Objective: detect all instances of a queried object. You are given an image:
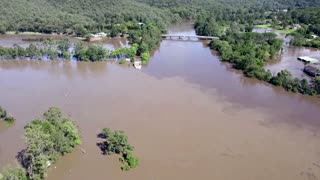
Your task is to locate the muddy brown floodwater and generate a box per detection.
[1,22,320,180]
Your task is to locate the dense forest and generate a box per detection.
[1,0,320,35]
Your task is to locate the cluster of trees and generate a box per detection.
[0,38,71,60]
[0,106,16,126]
[290,34,320,48]
[269,70,319,95]
[210,32,320,95]
[265,7,320,48]
[74,43,108,61]
[288,8,320,36]
[74,43,140,62]
[111,43,139,59]
[0,41,145,62]
[99,128,139,171]
[195,13,224,37]
[0,107,81,180]
[210,32,282,69]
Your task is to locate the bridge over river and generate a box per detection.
[162,34,219,40]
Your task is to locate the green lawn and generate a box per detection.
[276,28,297,34]
[255,24,271,28]
[6,31,45,35]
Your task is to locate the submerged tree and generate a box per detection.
[0,106,7,119]
[18,107,81,179]
[98,128,138,171]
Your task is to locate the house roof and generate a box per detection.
[304,65,319,73]
[298,56,319,63]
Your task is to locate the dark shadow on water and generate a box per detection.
[97,132,106,139]
[16,149,29,170]
[96,133,109,155]
[96,142,108,155]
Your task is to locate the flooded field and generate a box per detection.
[0,34,129,50]
[254,27,320,79]
[1,23,320,180]
[266,46,320,79]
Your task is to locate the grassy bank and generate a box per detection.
[255,24,271,28]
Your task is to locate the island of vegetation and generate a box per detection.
[98,128,139,171]
[0,107,81,180]
[0,106,16,126]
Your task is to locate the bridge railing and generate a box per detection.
[161,34,219,40]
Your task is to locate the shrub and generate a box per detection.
[119,150,139,171]
[0,106,7,118]
[100,128,138,171]
[102,128,133,154]
[141,52,150,62]
[119,59,126,64]
[4,116,15,126]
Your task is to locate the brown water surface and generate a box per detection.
[1,23,320,180]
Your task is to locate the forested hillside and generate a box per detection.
[0,0,177,34]
[1,0,319,34]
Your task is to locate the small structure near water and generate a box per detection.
[91,32,107,37]
[304,65,320,76]
[133,60,142,70]
[89,32,108,42]
[298,56,319,64]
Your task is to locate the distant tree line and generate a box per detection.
[0,38,71,60]
[0,39,142,62]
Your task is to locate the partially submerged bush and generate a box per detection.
[4,116,15,126]
[0,106,7,119]
[100,128,138,171]
[119,150,139,171]
[119,59,126,64]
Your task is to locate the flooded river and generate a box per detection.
[1,23,320,180]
